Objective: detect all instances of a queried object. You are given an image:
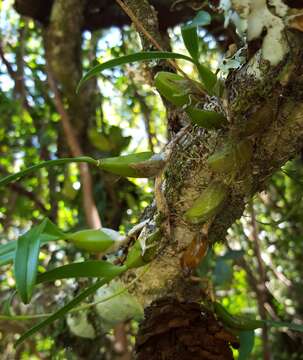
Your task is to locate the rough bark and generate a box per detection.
[135,298,238,360]
[126,33,303,299]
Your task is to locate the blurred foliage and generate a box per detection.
[0,1,303,359]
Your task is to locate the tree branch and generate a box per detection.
[46,65,102,229]
[120,25,303,309]
[248,202,270,360]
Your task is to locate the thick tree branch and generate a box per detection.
[249,202,270,360]
[122,20,303,309]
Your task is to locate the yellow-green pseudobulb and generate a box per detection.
[186,107,227,129]
[66,228,124,253]
[99,152,154,178]
[125,239,147,269]
[154,72,190,106]
[154,72,203,107]
[185,181,228,224]
[207,140,253,174]
[125,229,161,269]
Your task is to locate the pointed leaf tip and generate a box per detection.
[77,51,195,91]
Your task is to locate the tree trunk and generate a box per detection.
[135,298,238,360]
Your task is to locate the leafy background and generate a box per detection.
[0,0,303,359]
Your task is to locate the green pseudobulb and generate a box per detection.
[186,107,227,129]
[185,181,228,224]
[154,71,203,107]
[99,152,153,178]
[207,140,253,174]
[66,228,123,253]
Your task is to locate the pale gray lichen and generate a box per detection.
[246,52,263,79]
[94,280,144,330]
[269,0,288,17]
[220,0,247,37]
[66,311,96,339]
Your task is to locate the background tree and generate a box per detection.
[1,0,303,359]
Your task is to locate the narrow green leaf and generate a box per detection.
[77,51,195,92]
[181,10,212,59]
[265,320,303,332]
[196,63,217,93]
[0,251,15,266]
[15,268,126,347]
[0,240,17,256]
[181,26,199,60]
[0,157,97,187]
[1,219,65,267]
[42,218,66,240]
[37,261,126,283]
[2,290,17,316]
[238,330,255,360]
[14,220,48,304]
[180,11,213,90]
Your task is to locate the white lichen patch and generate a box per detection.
[231,0,251,17]
[248,0,288,65]
[246,52,263,79]
[269,0,288,17]
[222,0,289,66]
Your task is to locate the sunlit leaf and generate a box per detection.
[0,219,65,267]
[196,63,217,93]
[0,157,97,187]
[77,51,195,92]
[14,220,48,304]
[181,11,211,60]
[65,228,124,253]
